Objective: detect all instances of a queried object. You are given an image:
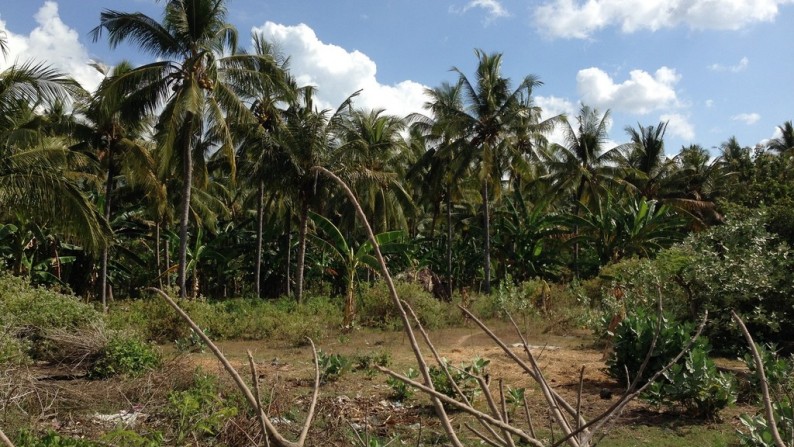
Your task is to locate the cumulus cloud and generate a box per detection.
[252,22,427,118]
[732,112,761,125]
[457,0,510,22]
[705,99,714,108]
[661,113,696,141]
[709,56,749,72]
[577,66,680,114]
[0,2,103,92]
[534,0,793,39]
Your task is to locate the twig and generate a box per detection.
[312,166,464,447]
[402,300,506,444]
[0,426,14,447]
[522,394,536,438]
[376,366,544,447]
[247,351,270,447]
[732,310,786,447]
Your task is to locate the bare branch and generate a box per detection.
[732,310,786,447]
[0,427,15,447]
[247,350,271,447]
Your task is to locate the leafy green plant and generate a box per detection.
[165,372,238,444]
[15,431,101,447]
[89,335,160,379]
[317,350,352,383]
[428,357,490,404]
[738,399,794,447]
[608,310,706,386]
[387,367,419,401]
[354,350,391,373]
[645,347,737,420]
[738,344,794,446]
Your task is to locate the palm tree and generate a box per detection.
[277,87,357,303]
[0,60,108,258]
[443,49,544,293]
[336,108,414,235]
[91,0,278,298]
[544,105,625,276]
[768,120,794,155]
[72,61,164,309]
[619,121,673,199]
[235,34,293,298]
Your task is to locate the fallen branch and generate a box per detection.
[732,310,786,447]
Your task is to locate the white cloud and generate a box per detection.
[709,56,750,72]
[576,66,680,114]
[661,113,696,141]
[462,0,510,22]
[534,0,793,39]
[0,2,103,92]
[732,112,761,125]
[253,22,427,118]
[705,99,714,108]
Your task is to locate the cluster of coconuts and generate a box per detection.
[168,67,214,92]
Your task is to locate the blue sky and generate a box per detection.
[2,0,793,155]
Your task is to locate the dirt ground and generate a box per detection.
[10,320,751,446]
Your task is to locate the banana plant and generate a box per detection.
[309,211,406,327]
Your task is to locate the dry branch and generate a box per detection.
[732,310,786,447]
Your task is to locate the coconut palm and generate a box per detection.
[275,87,357,303]
[440,49,544,293]
[0,60,108,258]
[619,121,674,199]
[335,108,414,235]
[768,120,794,155]
[91,0,279,297]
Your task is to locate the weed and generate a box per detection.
[387,368,418,401]
[89,335,161,379]
[317,350,352,383]
[165,371,238,444]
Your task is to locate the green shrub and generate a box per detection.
[110,295,341,345]
[0,274,103,363]
[738,345,794,446]
[738,398,794,447]
[428,357,490,405]
[165,371,238,445]
[15,431,101,447]
[645,348,737,420]
[608,310,707,386]
[358,281,459,330]
[387,368,418,401]
[89,335,161,379]
[317,350,352,383]
[675,211,794,354]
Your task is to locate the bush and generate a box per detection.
[645,348,737,420]
[15,431,102,447]
[387,368,418,401]
[428,357,490,405]
[165,371,238,445]
[89,335,161,379]
[739,398,794,447]
[0,274,103,363]
[110,294,341,345]
[358,281,460,330]
[317,350,352,383]
[738,345,794,446]
[675,211,794,354]
[608,310,707,386]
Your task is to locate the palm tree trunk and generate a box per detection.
[446,186,453,299]
[254,180,264,298]
[165,234,171,288]
[100,163,113,312]
[178,119,194,299]
[295,200,309,304]
[156,222,162,288]
[285,211,291,297]
[482,181,491,294]
[343,268,356,328]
